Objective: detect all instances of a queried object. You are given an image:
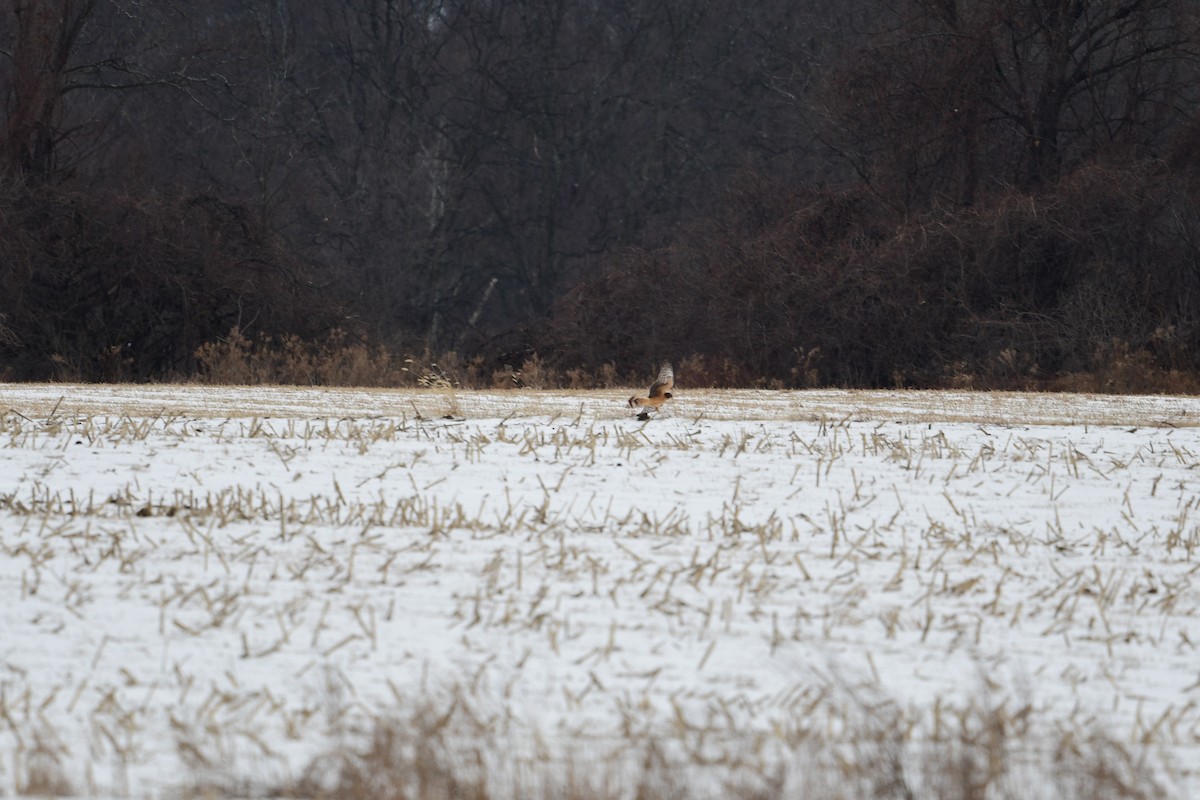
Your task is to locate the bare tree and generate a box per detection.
[822,0,1200,209]
[249,0,824,350]
[1,0,97,177]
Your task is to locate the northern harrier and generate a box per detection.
[628,362,674,419]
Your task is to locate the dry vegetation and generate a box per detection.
[181,322,1200,396]
[2,387,1197,798]
[225,693,1165,800]
[190,328,620,391]
[544,166,1200,393]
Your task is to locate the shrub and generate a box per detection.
[539,163,1200,392]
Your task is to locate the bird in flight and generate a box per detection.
[628,362,674,420]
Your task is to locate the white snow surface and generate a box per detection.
[2,384,1199,797]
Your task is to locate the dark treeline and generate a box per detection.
[3,0,1200,389]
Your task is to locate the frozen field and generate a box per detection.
[2,384,1199,797]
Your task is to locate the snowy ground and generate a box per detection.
[1,384,1199,797]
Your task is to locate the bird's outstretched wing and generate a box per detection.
[647,362,674,398]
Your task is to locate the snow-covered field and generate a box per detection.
[2,384,1199,797]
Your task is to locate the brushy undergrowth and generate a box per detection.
[186,326,1200,395]
[191,327,625,390]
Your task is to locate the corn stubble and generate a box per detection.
[0,394,1191,799]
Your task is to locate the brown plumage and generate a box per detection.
[628,363,674,416]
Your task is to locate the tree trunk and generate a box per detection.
[2,0,88,177]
